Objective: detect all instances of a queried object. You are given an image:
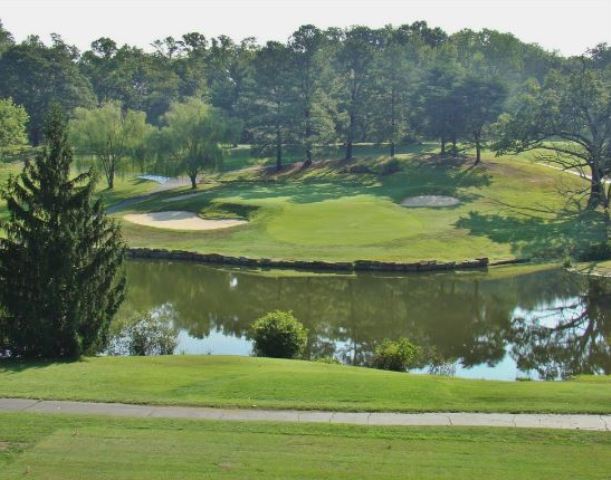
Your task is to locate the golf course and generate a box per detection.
[0,6,610,478]
[101,145,607,265]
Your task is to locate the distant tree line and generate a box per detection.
[0,20,609,206]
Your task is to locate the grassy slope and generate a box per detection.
[1,356,609,413]
[1,413,610,480]
[114,147,607,263]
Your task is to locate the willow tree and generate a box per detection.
[158,97,234,189]
[70,101,149,189]
[0,97,29,161]
[0,107,125,358]
[496,53,611,209]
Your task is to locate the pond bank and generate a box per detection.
[127,247,530,273]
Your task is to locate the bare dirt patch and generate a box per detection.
[123,211,247,231]
[401,195,460,208]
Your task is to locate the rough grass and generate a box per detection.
[1,356,610,414]
[1,412,610,479]
[112,146,607,263]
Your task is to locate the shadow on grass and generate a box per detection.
[456,207,609,259]
[0,357,85,374]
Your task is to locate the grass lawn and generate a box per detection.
[113,146,608,263]
[1,356,610,413]
[1,412,610,480]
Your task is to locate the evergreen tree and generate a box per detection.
[0,107,125,358]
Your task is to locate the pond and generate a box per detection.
[119,260,611,381]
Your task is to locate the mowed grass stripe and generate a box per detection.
[1,412,610,480]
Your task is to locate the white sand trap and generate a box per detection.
[124,211,247,231]
[401,195,460,208]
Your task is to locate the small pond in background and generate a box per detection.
[118,260,611,381]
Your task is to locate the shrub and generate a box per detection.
[372,338,421,372]
[107,305,178,356]
[251,310,308,359]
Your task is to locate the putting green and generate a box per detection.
[266,196,426,246]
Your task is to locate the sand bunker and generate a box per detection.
[401,195,460,208]
[123,211,247,231]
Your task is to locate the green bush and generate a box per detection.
[108,306,178,356]
[251,310,308,359]
[372,338,421,372]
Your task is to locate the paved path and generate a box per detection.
[1,398,609,431]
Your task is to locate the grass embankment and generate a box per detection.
[1,356,609,413]
[114,146,607,263]
[1,413,610,480]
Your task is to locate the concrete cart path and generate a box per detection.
[1,398,609,431]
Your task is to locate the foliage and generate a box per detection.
[0,35,95,144]
[0,98,28,160]
[157,97,236,188]
[251,310,308,359]
[70,101,150,189]
[372,337,422,371]
[0,107,125,358]
[107,305,178,356]
[495,48,611,208]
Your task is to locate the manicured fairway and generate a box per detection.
[1,412,610,479]
[114,149,607,263]
[1,356,609,413]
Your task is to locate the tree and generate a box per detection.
[70,101,150,189]
[496,52,611,209]
[79,41,181,124]
[369,27,415,157]
[0,107,125,358]
[335,26,380,160]
[0,19,14,56]
[0,35,95,144]
[0,98,29,160]
[288,25,335,166]
[158,97,234,189]
[414,62,464,155]
[247,41,295,170]
[455,75,507,164]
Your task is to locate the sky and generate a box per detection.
[1,0,610,56]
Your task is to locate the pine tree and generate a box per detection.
[0,106,125,358]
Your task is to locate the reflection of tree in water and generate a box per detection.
[510,276,611,379]
[120,261,609,376]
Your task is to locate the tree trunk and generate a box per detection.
[189,173,197,190]
[304,107,312,168]
[275,125,282,172]
[475,141,481,165]
[587,165,605,209]
[440,138,446,155]
[107,169,114,190]
[451,137,457,157]
[345,111,355,161]
[390,141,395,158]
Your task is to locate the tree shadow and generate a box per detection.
[0,357,85,374]
[456,206,608,259]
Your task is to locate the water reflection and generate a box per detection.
[119,260,611,380]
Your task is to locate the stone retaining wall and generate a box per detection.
[125,248,509,273]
